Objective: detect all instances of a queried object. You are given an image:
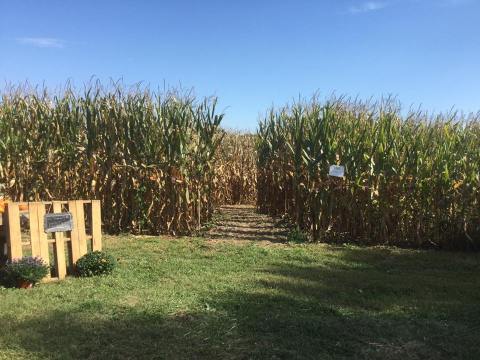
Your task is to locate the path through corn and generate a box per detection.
[207,205,288,244]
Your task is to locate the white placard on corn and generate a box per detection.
[328,165,345,178]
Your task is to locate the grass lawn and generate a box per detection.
[0,235,479,359]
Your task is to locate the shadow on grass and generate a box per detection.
[3,247,480,359]
[2,309,235,359]
[206,249,480,359]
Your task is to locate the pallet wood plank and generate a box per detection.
[28,203,41,257]
[53,202,67,279]
[1,213,6,256]
[75,201,88,257]
[68,200,81,264]
[36,203,51,279]
[91,200,102,251]
[7,202,22,259]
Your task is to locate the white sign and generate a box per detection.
[44,212,73,233]
[328,165,345,178]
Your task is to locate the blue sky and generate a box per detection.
[1,0,479,130]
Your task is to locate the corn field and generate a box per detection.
[0,82,225,234]
[213,132,257,205]
[2,81,479,250]
[257,97,480,250]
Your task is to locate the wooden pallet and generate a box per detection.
[2,200,102,281]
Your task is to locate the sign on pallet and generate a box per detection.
[44,212,73,232]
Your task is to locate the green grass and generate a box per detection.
[0,236,479,359]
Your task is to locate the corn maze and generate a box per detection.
[0,83,225,235]
[257,97,480,250]
[214,132,257,205]
[1,84,479,250]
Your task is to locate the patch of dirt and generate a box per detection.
[205,205,288,245]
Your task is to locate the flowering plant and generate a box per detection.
[76,251,116,277]
[1,256,50,287]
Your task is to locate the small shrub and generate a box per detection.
[76,251,116,277]
[287,228,309,243]
[0,257,50,288]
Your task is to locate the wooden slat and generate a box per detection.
[1,212,7,256]
[91,200,102,251]
[7,202,22,259]
[53,202,67,279]
[36,204,51,280]
[36,204,49,261]
[69,200,88,263]
[75,200,88,257]
[68,200,81,264]
[28,203,42,257]
[18,201,91,206]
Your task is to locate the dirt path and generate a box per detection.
[206,205,288,244]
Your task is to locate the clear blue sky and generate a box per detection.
[1,0,479,130]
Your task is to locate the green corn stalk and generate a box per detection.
[0,81,225,235]
[256,96,480,250]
